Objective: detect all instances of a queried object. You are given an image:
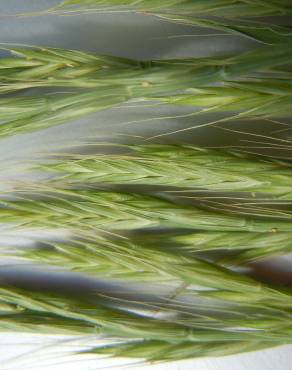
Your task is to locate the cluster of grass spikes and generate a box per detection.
[1,141,292,364]
[0,144,292,362]
[0,2,292,366]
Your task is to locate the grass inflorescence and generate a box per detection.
[40,144,292,197]
[0,43,291,137]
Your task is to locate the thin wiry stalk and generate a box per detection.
[0,44,291,137]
